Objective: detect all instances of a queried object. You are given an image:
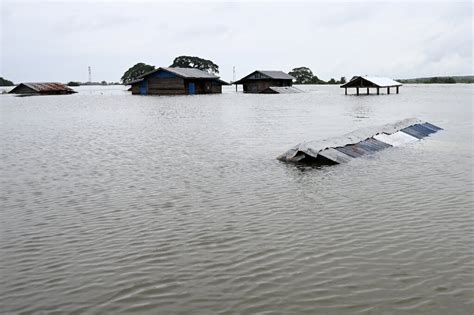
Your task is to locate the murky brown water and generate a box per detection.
[1,84,473,314]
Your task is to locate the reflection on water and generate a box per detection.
[1,85,473,314]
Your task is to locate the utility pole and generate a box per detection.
[233,66,237,92]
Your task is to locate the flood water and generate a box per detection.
[1,84,473,314]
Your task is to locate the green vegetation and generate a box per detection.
[170,56,219,74]
[288,67,317,84]
[0,77,14,86]
[289,67,346,85]
[67,81,81,87]
[398,76,473,84]
[121,63,155,84]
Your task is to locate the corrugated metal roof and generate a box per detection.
[373,131,419,146]
[262,86,304,94]
[278,120,442,164]
[234,70,295,84]
[318,148,353,164]
[162,67,219,79]
[24,83,74,92]
[138,67,219,80]
[258,71,295,80]
[400,126,429,139]
[341,76,402,88]
[9,82,76,94]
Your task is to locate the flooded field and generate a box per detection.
[1,84,473,314]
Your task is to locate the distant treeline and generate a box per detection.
[397,76,474,84]
[289,67,346,85]
[67,81,121,86]
[0,77,14,86]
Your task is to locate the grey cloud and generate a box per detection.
[1,1,472,83]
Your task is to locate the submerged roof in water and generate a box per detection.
[9,82,76,94]
[261,86,304,94]
[278,118,442,164]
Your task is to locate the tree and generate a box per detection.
[340,77,346,84]
[121,63,155,83]
[310,75,326,84]
[0,77,14,86]
[327,78,337,84]
[170,56,219,74]
[67,81,80,87]
[288,67,315,84]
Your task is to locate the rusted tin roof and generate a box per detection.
[23,83,74,92]
[9,82,76,94]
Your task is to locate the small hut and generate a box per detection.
[127,67,229,95]
[9,83,76,95]
[233,70,295,93]
[341,76,402,95]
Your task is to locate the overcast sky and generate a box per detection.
[1,0,472,83]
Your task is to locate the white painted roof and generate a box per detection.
[362,76,402,87]
[374,131,419,147]
[341,76,402,88]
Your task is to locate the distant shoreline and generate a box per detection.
[396,75,473,84]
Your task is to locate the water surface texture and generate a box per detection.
[1,85,473,314]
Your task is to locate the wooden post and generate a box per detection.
[356,87,359,95]
[367,87,369,95]
[345,87,347,95]
[396,86,399,94]
[377,88,380,95]
[387,87,390,94]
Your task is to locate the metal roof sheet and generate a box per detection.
[138,67,219,80]
[318,148,353,164]
[400,126,428,139]
[278,119,442,164]
[373,131,419,146]
[341,76,402,88]
[24,82,74,92]
[422,122,443,131]
[234,70,295,84]
[258,70,295,80]
[9,82,76,94]
[263,86,304,94]
[162,67,219,79]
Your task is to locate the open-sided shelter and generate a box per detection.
[341,76,402,95]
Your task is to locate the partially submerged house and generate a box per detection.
[233,70,295,93]
[341,76,402,95]
[127,67,229,95]
[8,83,77,95]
